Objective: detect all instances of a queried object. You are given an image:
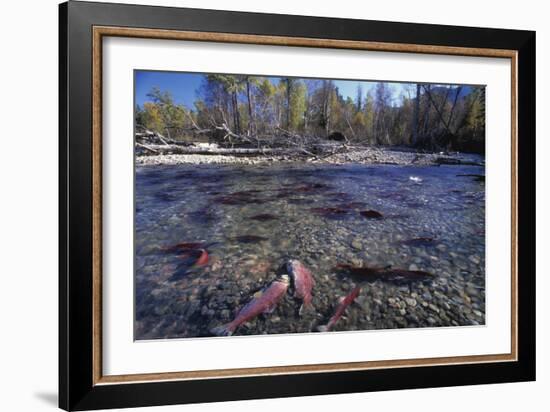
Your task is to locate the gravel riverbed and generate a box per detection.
[134,161,485,340]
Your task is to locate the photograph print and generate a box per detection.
[134,70,486,340]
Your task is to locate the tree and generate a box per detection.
[139,74,486,153]
[374,82,392,144]
[356,83,363,112]
[139,87,187,138]
[206,74,245,134]
[318,80,336,136]
[361,92,374,143]
[283,78,294,129]
[281,78,306,130]
[245,76,257,135]
[254,78,276,133]
[412,83,420,145]
[342,96,357,139]
[137,102,164,132]
[288,80,307,131]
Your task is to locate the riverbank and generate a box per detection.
[136,145,484,167]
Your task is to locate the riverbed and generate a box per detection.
[134,161,485,340]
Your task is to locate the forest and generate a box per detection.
[135,74,486,154]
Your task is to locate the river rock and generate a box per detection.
[405,297,417,307]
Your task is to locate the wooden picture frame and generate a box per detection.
[59,1,535,410]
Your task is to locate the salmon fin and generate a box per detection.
[210,324,234,337]
[298,301,314,317]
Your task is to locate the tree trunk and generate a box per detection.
[231,91,241,134]
[447,86,462,130]
[286,78,291,129]
[324,86,332,137]
[422,85,453,137]
[412,84,420,145]
[246,79,254,135]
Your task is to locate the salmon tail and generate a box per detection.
[298,301,314,317]
[210,323,235,337]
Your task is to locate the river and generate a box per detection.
[134,161,485,340]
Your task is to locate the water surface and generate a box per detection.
[135,162,485,339]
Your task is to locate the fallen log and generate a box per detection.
[136,144,306,157]
[136,142,160,153]
[435,157,484,167]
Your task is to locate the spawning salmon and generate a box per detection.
[317,286,361,332]
[210,275,290,336]
[286,259,315,315]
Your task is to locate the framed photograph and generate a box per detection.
[59,1,535,410]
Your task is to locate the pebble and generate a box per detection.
[472,309,484,318]
[140,244,159,255]
[468,255,481,264]
[351,258,363,267]
[428,304,440,314]
[135,160,486,339]
[405,297,417,307]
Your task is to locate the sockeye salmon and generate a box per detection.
[210,275,290,336]
[194,249,209,266]
[170,249,209,281]
[286,259,315,315]
[317,286,361,332]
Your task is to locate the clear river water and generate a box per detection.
[134,161,485,340]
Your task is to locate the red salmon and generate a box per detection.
[195,249,209,266]
[286,260,315,315]
[210,275,290,336]
[317,286,361,332]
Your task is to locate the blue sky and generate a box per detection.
[135,70,410,109]
[135,71,204,109]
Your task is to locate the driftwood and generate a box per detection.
[136,144,304,157]
[134,126,483,167]
[136,142,161,153]
[135,127,178,146]
[134,138,365,160]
